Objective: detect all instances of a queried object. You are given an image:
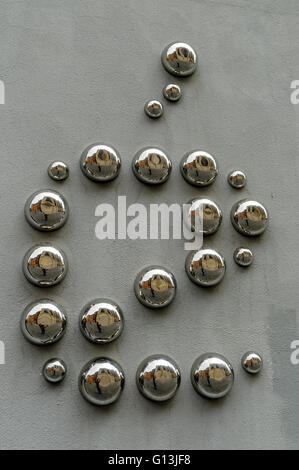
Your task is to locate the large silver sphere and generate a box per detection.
[136,355,181,402]
[163,84,182,102]
[185,198,222,236]
[21,300,67,346]
[144,100,164,119]
[79,299,124,344]
[79,357,125,406]
[161,42,197,77]
[231,199,268,236]
[132,147,172,185]
[43,358,67,383]
[241,351,263,374]
[180,151,218,187]
[227,170,246,189]
[185,248,226,287]
[191,353,234,399]
[24,189,69,232]
[233,247,253,267]
[23,243,68,287]
[48,161,69,181]
[134,266,176,308]
[80,143,121,182]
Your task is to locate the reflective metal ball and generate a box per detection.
[185,198,222,235]
[180,151,218,187]
[136,355,181,402]
[43,358,67,383]
[48,161,69,181]
[185,248,226,287]
[161,42,197,77]
[191,353,234,399]
[134,266,176,308]
[233,247,253,267]
[79,357,125,406]
[24,189,69,232]
[79,299,124,344]
[227,170,246,189]
[241,351,263,374]
[21,300,67,346]
[132,147,172,185]
[23,243,68,287]
[163,84,182,102]
[144,100,164,119]
[231,199,269,236]
[80,143,121,182]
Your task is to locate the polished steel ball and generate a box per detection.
[23,243,68,287]
[48,161,69,181]
[161,42,197,77]
[180,151,218,187]
[227,170,246,189]
[134,266,176,309]
[185,248,226,287]
[79,299,124,344]
[163,84,182,102]
[185,198,222,235]
[79,357,125,406]
[43,358,67,383]
[231,199,269,236]
[21,300,67,346]
[136,355,181,402]
[241,351,263,374]
[132,147,172,185]
[80,143,121,182]
[233,247,253,267]
[24,189,69,232]
[191,353,234,399]
[144,100,164,119]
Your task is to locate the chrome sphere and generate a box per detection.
[241,351,263,374]
[180,151,218,187]
[161,42,197,77]
[80,143,121,182]
[132,147,172,185]
[227,170,246,189]
[233,247,253,267]
[185,248,226,287]
[43,358,67,383]
[231,199,268,236]
[48,161,69,181]
[163,84,182,102]
[21,300,67,346]
[185,197,222,235]
[191,353,234,399]
[23,243,68,287]
[134,266,176,309]
[144,100,164,119]
[79,357,125,406]
[24,189,69,232]
[79,299,124,344]
[136,355,181,402]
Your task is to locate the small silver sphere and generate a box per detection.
[43,358,67,383]
[80,143,121,182]
[23,243,68,287]
[134,266,176,309]
[241,351,263,374]
[21,300,67,346]
[227,170,246,189]
[24,189,69,232]
[181,151,218,187]
[132,147,172,185]
[191,353,234,399]
[186,248,226,287]
[79,357,125,406]
[144,100,164,119]
[48,161,69,181]
[161,42,197,77]
[79,299,124,345]
[185,198,222,235]
[136,355,181,402]
[163,84,182,102]
[233,247,253,267]
[231,199,269,236]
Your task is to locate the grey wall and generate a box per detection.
[0,0,299,450]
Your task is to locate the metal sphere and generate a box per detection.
[144,100,164,119]
[227,170,246,189]
[241,351,263,374]
[43,358,67,383]
[191,353,234,399]
[24,189,69,232]
[185,197,222,236]
[233,247,253,267]
[80,143,121,182]
[161,42,197,77]
[132,147,172,185]
[79,299,124,344]
[163,84,182,102]
[180,151,218,187]
[23,243,68,287]
[185,248,226,287]
[48,161,69,181]
[231,199,269,236]
[134,266,176,309]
